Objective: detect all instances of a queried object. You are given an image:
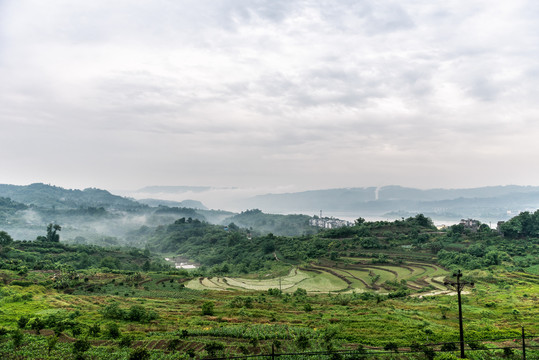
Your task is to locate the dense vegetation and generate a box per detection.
[222,209,317,236]
[0,185,538,359]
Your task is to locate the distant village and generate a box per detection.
[309,215,353,229]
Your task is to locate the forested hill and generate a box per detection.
[222,209,317,236]
[0,183,144,210]
[142,212,539,276]
[144,215,440,273]
[0,197,28,221]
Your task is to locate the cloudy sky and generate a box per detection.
[1,0,539,194]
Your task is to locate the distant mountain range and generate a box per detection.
[2,183,539,226]
[137,198,208,209]
[238,185,539,222]
[136,185,213,193]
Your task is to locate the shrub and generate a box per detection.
[384,342,399,353]
[423,347,435,360]
[127,305,158,323]
[47,335,59,355]
[468,341,487,350]
[296,334,310,351]
[28,317,44,333]
[186,348,196,358]
[201,301,214,316]
[107,323,121,339]
[129,347,150,360]
[120,335,134,348]
[503,346,514,358]
[72,339,91,357]
[17,316,29,329]
[100,302,126,320]
[11,330,23,348]
[88,323,100,337]
[205,341,225,357]
[441,342,457,352]
[434,353,458,360]
[167,338,180,352]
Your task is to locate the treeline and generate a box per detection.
[223,209,317,236]
[143,212,539,275]
[144,214,440,274]
[0,240,167,273]
[499,209,539,238]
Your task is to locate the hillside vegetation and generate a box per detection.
[0,193,539,358]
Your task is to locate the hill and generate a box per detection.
[0,183,144,210]
[137,198,208,209]
[222,209,317,236]
[239,185,539,222]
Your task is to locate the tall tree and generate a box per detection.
[0,230,13,246]
[46,223,61,242]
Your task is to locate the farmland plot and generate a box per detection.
[188,261,449,294]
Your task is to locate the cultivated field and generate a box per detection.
[186,259,449,294]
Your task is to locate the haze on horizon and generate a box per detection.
[1,1,539,193]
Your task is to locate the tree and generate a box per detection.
[142,260,151,271]
[355,217,366,225]
[106,323,121,339]
[0,231,13,246]
[47,223,61,242]
[38,224,61,242]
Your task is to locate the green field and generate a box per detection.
[187,261,451,295]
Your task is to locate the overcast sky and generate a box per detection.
[1,0,539,193]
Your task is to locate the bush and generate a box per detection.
[434,353,458,360]
[28,317,44,333]
[441,342,457,352]
[11,330,23,348]
[205,341,225,357]
[384,342,398,353]
[468,341,487,350]
[17,316,29,329]
[129,347,150,360]
[127,305,158,323]
[101,303,158,323]
[120,335,134,348]
[72,339,91,356]
[100,302,126,320]
[296,334,310,351]
[167,338,180,352]
[107,323,121,339]
[503,346,514,358]
[201,301,214,316]
[88,323,100,337]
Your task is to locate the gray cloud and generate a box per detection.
[1,0,539,191]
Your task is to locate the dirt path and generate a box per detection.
[411,290,471,297]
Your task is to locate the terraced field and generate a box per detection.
[186,259,449,294]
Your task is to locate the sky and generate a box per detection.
[1,0,539,194]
